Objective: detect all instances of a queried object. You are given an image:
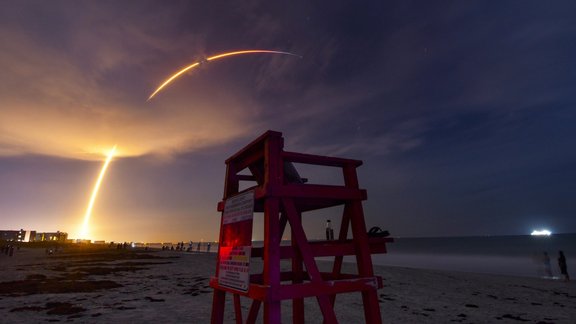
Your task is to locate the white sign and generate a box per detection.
[222,190,254,224]
[218,190,254,292]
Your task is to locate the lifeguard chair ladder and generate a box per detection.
[210,130,392,323]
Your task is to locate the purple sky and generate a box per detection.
[1,1,575,242]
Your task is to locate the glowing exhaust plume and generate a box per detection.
[148,50,301,100]
[80,145,117,239]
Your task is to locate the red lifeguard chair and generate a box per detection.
[210,131,392,323]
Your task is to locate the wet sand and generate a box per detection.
[0,247,574,323]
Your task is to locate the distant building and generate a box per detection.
[34,231,68,242]
[0,229,69,242]
[0,229,26,242]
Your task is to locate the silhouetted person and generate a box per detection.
[543,252,553,278]
[325,219,334,241]
[558,251,570,282]
[207,242,211,253]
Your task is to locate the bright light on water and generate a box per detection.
[531,229,552,236]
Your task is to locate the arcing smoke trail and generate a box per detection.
[147,50,301,100]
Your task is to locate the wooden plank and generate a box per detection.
[250,271,383,286]
[237,174,256,181]
[225,130,281,164]
[276,277,381,300]
[250,237,392,259]
[283,151,363,167]
[214,275,383,302]
[255,184,367,200]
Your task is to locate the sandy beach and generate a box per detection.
[1,247,574,323]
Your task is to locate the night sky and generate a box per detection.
[1,1,575,242]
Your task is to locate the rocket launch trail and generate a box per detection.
[147,50,301,100]
[80,145,117,239]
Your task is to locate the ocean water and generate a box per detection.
[207,234,575,278]
[370,233,576,278]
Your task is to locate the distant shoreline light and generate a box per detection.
[531,229,552,236]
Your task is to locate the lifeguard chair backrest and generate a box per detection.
[247,160,305,186]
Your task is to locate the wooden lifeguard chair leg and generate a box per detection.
[339,164,383,323]
[348,200,382,324]
[291,211,305,324]
[330,205,352,306]
[263,198,282,323]
[282,198,338,324]
[246,300,261,324]
[211,289,226,324]
[234,294,243,324]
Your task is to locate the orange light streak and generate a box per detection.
[147,50,300,100]
[80,145,117,239]
[206,49,300,61]
[147,63,199,101]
